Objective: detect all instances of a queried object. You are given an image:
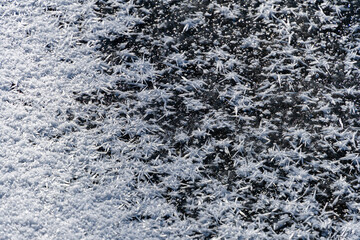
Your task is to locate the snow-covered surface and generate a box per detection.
[0,0,359,239]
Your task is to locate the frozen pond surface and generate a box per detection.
[0,0,359,239]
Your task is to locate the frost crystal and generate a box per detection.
[1,0,360,239]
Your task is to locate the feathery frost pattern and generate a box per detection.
[0,0,359,239]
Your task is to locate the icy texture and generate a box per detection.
[0,0,360,239]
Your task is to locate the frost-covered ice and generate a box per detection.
[0,0,360,239]
[0,1,129,239]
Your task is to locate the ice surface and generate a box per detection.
[0,0,360,239]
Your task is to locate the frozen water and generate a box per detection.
[0,0,360,239]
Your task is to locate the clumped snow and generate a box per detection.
[0,0,360,239]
